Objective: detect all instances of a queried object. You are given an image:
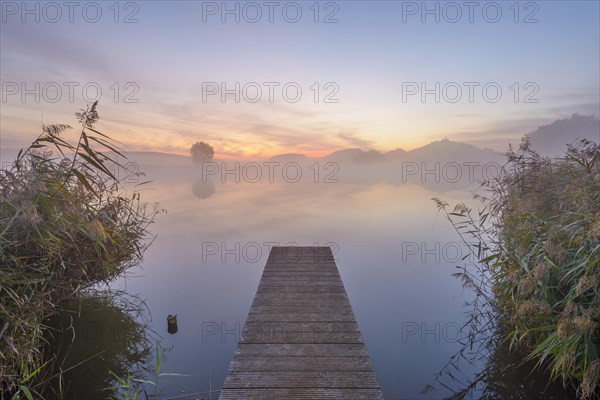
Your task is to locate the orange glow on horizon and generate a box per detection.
[126,138,449,160]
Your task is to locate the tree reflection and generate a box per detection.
[43,291,156,399]
[192,179,216,199]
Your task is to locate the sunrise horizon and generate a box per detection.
[1,2,599,399]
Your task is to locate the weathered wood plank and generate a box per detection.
[227,356,374,371]
[256,286,348,293]
[219,246,384,400]
[245,313,357,323]
[241,322,361,344]
[223,371,380,388]
[251,294,350,305]
[219,388,384,400]
[241,330,364,344]
[248,305,353,314]
[233,343,369,357]
[242,322,360,334]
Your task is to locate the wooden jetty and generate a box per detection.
[219,246,384,400]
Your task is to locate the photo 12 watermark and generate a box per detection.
[1,82,140,104]
[199,161,339,184]
[1,159,141,185]
[401,241,479,264]
[201,82,339,104]
[395,161,502,184]
[201,241,339,263]
[201,1,340,23]
[1,1,140,23]
[400,1,539,24]
[70,320,123,344]
[202,321,350,343]
[106,160,143,184]
[401,81,539,104]
[400,321,463,343]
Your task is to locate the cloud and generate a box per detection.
[0,23,115,82]
[336,133,376,149]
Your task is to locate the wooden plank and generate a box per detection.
[219,246,384,400]
[248,305,353,314]
[223,371,380,388]
[241,331,364,344]
[241,322,362,344]
[242,322,360,334]
[256,288,348,293]
[219,388,384,400]
[251,294,350,305]
[227,356,374,371]
[245,313,358,323]
[233,343,369,357]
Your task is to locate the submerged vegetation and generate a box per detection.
[0,103,161,397]
[432,138,600,398]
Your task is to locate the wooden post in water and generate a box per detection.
[219,246,384,400]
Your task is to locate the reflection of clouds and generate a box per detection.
[130,149,501,235]
[192,179,216,199]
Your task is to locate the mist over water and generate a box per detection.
[26,141,588,398]
[1,0,598,397]
[113,158,479,399]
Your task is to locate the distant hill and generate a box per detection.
[316,138,502,165]
[327,149,386,163]
[527,114,599,156]
[3,115,596,173]
[383,148,408,161]
[405,137,500,163]
[268,153,308,162]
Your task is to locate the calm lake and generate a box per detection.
[46,155,575,399]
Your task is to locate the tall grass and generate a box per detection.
[431,138,599,398]
[0,103,161,397]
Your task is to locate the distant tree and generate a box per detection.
[190,141,214,163]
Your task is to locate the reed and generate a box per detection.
[0,103,161,397]
[431,138,599,398]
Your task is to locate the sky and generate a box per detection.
[1,0,599,158]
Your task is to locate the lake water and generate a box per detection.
[46,157,575,399]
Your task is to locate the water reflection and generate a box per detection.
[475,337,578,400]
[45,152,578,399]
[43,292,155,399]
[426,323,579,399]
[192,178,215,199]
